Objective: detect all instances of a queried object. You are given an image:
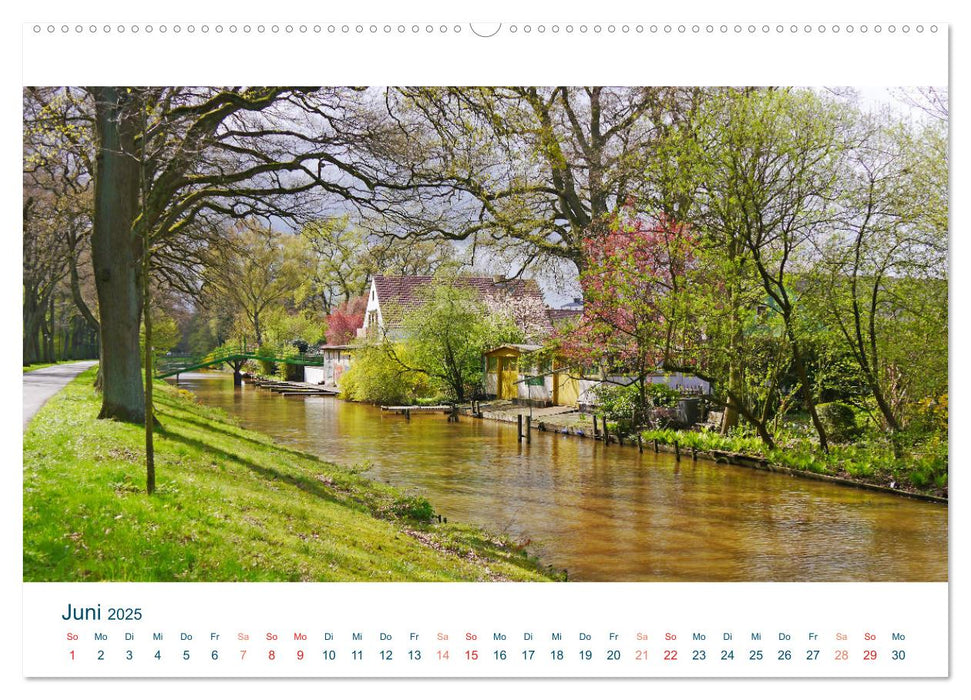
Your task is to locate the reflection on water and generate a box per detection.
[172,372,948,582]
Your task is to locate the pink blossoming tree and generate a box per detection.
[555,207,697,423]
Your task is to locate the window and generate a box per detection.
[487,356,498,371]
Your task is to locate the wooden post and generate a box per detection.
[637,433,643,453]
[517,414,523,443]
[653,439,659,453]
[592,414,599,438]
[526,416,532,444]
[602,416,609,445]
[405,408,411,421]
[674,441,681,461]
[692,446,698,461]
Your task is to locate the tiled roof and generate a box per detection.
[372,275,553,336]
[372,275,436,312]
[547,308,583,326]
[373,274,542,306]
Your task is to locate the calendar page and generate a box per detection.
[12,1,960,698]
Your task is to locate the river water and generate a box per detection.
[172,372,948,582]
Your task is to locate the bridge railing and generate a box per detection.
[154,344,326,378]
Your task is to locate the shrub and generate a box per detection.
[268,345,303,381]
[388,495,436,522]
[645,382,680,408]
[905,393,948,436]
[415,395,449,407]
[908,435,947,490]
[256,343,278,376]
[595,384,642,435]
[339,343,430,405]
[597,382,682,435]
[817,402,861,443]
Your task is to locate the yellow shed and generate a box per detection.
[484,344,540,400]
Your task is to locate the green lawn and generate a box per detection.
[23,370,554,582]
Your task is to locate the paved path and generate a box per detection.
[23,361,98,430]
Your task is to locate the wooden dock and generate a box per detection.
[249,377,339,396]
[380,404,458,421]
[380,405,452,412]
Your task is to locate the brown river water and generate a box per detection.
[171,372,948,582]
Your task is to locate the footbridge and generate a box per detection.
[155,345,324,384]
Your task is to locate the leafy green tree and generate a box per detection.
[682,88,850,451]
[201,222,310,347]
[394,282,522,401]
[139,306,181,357]
[808,103,947,438]
[300,216,455,314]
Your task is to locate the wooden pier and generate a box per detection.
[380,405,452,412]
[248,377,339,396]
[380,405,457,421]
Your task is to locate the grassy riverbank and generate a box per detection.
[640,427,947,501]
[23,370,555,582]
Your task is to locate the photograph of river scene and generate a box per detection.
[23,86,947,582]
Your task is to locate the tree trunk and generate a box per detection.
[143,242,155,495]
[91,87,145,423]
[23,283,45,365]
[789,334,829,453]
[38,298,51,363]
[253,313,263,347]
[720,251,744,434]
[23,309,42,365]
[721,361,743,434]
[43,292,56,361]
[870,377,901,434]
[67,234,103,374]
[68,242,100,334]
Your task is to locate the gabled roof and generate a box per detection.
[373,275,542,308]
[372,275,554,337]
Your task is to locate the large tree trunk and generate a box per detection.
[91,87,145,423]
